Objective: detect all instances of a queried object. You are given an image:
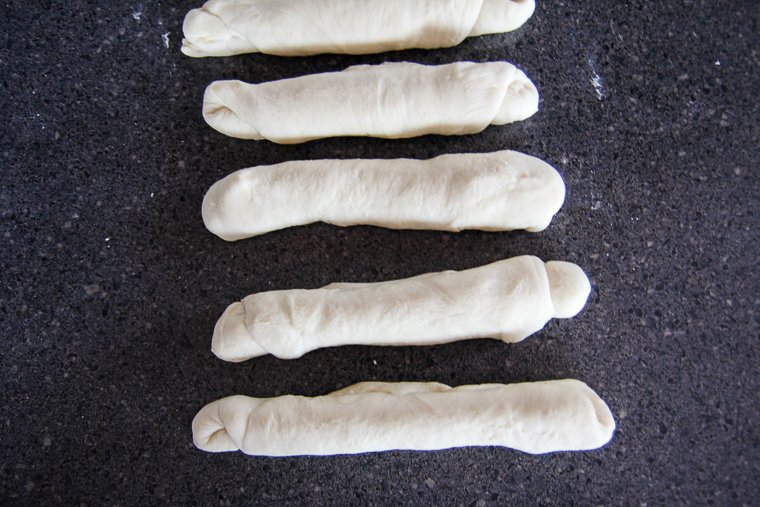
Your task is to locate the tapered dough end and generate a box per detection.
[545,261,592,318]
[203,81,263,140]
[493,67,539,125]
[212,302,268,362]
[471,0,537,36]
[181,6,254,57]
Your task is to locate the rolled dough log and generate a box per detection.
[212,256,591,362]
[203,61,539,143]
[192,379,616,456]
[182,0,536,57]
[202,150,565,241]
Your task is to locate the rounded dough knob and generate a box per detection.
[545,261,591,318]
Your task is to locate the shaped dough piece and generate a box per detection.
[212,256,591,362]
[203,150,565,241]
[182,0,536,57]
[203,61,539,143]
[192,379,616,456]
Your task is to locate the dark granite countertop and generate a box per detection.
[1,1,758,504]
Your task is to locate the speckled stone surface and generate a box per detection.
[1,0,758,504]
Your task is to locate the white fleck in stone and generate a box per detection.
[425,478,435,489]
[162,32,170,48]
[591,72,604,100]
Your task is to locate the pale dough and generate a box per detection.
[212,256,591,362]
[192,379,616,456]
[182,0,536,57]
[203,61,539,143]
[202,150,565,241]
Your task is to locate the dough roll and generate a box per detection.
[212,256,591,362]
[203,61,539,143]
[182,0,536,57]
[202,150,565,241]
[192,379,616,456]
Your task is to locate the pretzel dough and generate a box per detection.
[212,256,591,362]
[202,150,565,241]
[182,0,536,57]
[192,379,615,456]
[203,61,539,143]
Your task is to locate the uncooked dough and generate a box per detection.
[192,379,616,456]
[212,256,591,362]
[202,150,565,241]
[182,0,536,57]
[203,61,539,143]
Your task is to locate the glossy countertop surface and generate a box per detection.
[1,1,758,504]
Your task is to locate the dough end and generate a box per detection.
[212,302,268,362]
[200,179,226,239]
[586,386,616,447]
[201,174,253,242]
[555,379,616,451]
[192,400,240,452]
[203,81,263,140]
[471,0,537,36]
[493,67,539,124]
[181,7,253,57]
[523,159,566,232]
[182,8,226,57]
[577,380,616,448]
[545,261,591,318]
